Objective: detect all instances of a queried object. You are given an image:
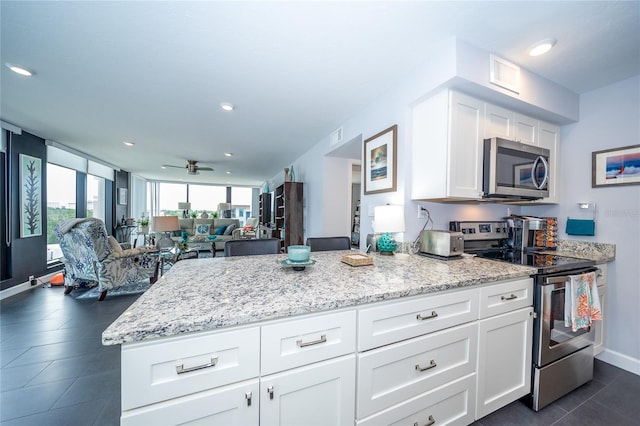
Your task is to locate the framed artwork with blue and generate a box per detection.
[592,144,640,187]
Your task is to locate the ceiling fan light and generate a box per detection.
[528,39,556,56]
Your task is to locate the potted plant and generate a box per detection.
[190,211,197,218]
[138,217,150,235]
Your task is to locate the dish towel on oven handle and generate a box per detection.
[564,271,602,332]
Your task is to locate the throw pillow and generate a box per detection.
[215,226,226,235]
[195,224,210,236]
[242,225,254,231]
[223,223,237,235]
[107,236,123,254]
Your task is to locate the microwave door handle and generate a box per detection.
[531,156,549,190]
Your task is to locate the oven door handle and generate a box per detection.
[543,267,599,286]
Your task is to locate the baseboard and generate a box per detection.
[0,271,58,301]
[596,348,640,376]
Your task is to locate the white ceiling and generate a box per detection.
[2,1,639,187]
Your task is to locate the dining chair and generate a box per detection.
[305,236,352,252]
[224,238,282,257]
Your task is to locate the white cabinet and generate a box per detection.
[476,277,534,420]
[261,355,356,426]
[121,378,259,426]
[513,113,538,146]
[412,90,484,200]
[485,103,515,140]
[535,121,560,204]
[594,263,608,356]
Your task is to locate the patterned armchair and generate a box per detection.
[55,218,158,301]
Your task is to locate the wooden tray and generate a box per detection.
[341,253,374,267]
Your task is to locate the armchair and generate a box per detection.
[54,218,158,301]
[232,217,260,239]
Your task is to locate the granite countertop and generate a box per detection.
[102,251,536,346]
[553,240,616,262]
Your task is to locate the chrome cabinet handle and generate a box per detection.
[245,391,252,406]
[297,334,326,348]
[267,385,274,400]
[414,415,435,426]
[175,357,218,374]
[416,311,438,320]
[501,294,517,301]
[415,359,437,372]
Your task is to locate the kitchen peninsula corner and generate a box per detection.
[104,252,537,425]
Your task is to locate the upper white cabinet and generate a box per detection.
[412,90,485,201]
[412,89,560,203]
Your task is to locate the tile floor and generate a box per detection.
[2,284,639,425]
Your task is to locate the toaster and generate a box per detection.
[419,230,464,258]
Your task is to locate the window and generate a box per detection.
[87,174,106,220]
[189,185,226,217]
[158,183,187,216]
[231,187,252,224]
[46,163,76,261]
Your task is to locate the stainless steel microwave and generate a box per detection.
[482,137,550,200]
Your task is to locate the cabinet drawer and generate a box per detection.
[357,322,477,419]
[356,374,476,426]
[261,310,356,375]
[358,288,478,351]
[121,327,260,410]
[478,278,532,319]
[121,378,259,426]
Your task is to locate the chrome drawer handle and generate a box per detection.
[245,391,252,406]
[267,385,274,400]
[415,359,437,372]
[416,311,438,320]
[501,294,517,301]
[175,357,218,374]
[296,334,326,348]
[414,415,435,426]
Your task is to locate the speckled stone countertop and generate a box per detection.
[103,251,536,346]
[553,240,616,262]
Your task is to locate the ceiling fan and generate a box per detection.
[162,160,214,175]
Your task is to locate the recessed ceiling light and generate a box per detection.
[5,62,34,76]
[220,102,235,111]
[123,141,135,147]
[224,152,233,157]
[226,171,232,174]
[161,165,167,169]
[528,39,556,57]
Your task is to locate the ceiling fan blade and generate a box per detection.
[198,167,214,171]
[162,164,186,169]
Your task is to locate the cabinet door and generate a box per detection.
[513,113,538,146]
[536,121,559,204]
[594,285,606,356]
[121,378,259,426]
[261,355,356,426]
[485,103,514,140]
[476,307,533,420]
[448,91,485,199]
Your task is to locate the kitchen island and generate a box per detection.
[104,251,537,425]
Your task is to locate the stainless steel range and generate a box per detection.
[450,219,598,411]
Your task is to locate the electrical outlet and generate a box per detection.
[417,205,428,219]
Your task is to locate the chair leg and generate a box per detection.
[98,290,108,301]
[64,286,73,295]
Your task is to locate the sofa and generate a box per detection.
[171,218,241,251]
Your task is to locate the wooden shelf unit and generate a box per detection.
[259,192,272,226]
[274,182,303,251]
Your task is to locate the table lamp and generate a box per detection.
[373,204,405,256]
[178,202,191,218]
[152,216,179,250]
[218,202,231,218]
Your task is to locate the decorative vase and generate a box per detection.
[181,231,188,242]
[284,167,291,182]
[200,211,208,219]
[290,165,295,182]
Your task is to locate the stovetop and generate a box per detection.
[474,249,594,273]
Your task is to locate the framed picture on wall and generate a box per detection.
[118,188,128,205]
[364,124,397,195]
[592,144,640,187]
[20,154,42,238]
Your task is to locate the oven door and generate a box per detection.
[534,268,596,367]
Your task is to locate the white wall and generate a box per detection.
[524,75,640,374]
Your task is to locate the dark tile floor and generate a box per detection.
[2,283,639,425]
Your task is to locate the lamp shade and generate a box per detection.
[178,202,191,210]
[218,203,231,211]
[152,216,179,232]
[374,205,405,233]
